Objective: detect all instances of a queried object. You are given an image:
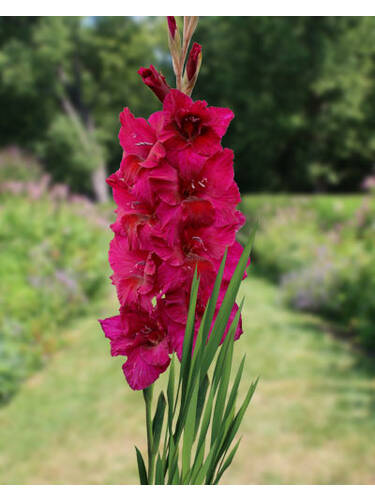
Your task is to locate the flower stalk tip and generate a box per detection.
[167,16,182,86]
[167,16,200,93]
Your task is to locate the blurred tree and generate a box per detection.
[0,16,167,200]
[194,16,375,192]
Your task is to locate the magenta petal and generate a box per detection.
[182,198,216,227]
[192,128,221,156]
[163,89,193,116]
[109,235,158,310]
[208,106,235,137]
[99,315,130,356]
[164,290,188,326]
[203,148,235,189]
[122,352,168,390]
[162,132,188,152]
[141,141,166,168]
[157,261,187,294]
[168,320,185,360]
[119,108,155,158]
[177,149,206,179]
[139,338,170,367]
[148,111,165,135]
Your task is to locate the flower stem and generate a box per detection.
[143,386,155,484]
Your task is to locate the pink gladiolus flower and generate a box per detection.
[156,89,234,157]
[100,85,247,390]
[99,307,171,390]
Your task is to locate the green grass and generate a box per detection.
[1,277,375,484]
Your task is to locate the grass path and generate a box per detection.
[1,277,375,484]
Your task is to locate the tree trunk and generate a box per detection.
[91,163,109,203]
[58,68,109,203]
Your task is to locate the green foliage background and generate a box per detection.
[0,190,109,403]
[1,16,375,194]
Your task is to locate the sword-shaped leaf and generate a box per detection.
[152,392,166,455]
[135,446,148,485]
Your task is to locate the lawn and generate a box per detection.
[1,275,374,484]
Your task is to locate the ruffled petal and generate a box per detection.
[99,315,131,356]
[123,351,169,390]
[119,108,155,158]
[139,337,170,367]
[207,106,234,137]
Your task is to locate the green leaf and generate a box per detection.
[180,268,199,394]
[212,298,243,394]
[192,381,216,476]
[173,270,200,443]
[189,440,205,484]
[167,434,179,485]
[192,442,217,484]
[152,392,166,455]
[181,380,199,479]
[135,446,148,485]
[222,354,246,425]
[211,301,243,446]
[194,374,210,439]
[215,378,259,471]
[213,438,242,484]
[205,371,257,483]
[167,355,175,432]
[196,248,228,357]
[155,454,164,485]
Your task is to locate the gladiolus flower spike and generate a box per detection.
[99,16,258,485]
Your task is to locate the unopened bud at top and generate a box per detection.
[166,16,182,87]
[167,16,177,39]
[138,65,171,102]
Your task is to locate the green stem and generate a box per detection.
[143,386,155,484]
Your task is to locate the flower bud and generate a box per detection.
[183,42,202,96]
[166,16,182,84]
[186,42,202,81]
[167,16,177,39]
[138,65,171,102]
